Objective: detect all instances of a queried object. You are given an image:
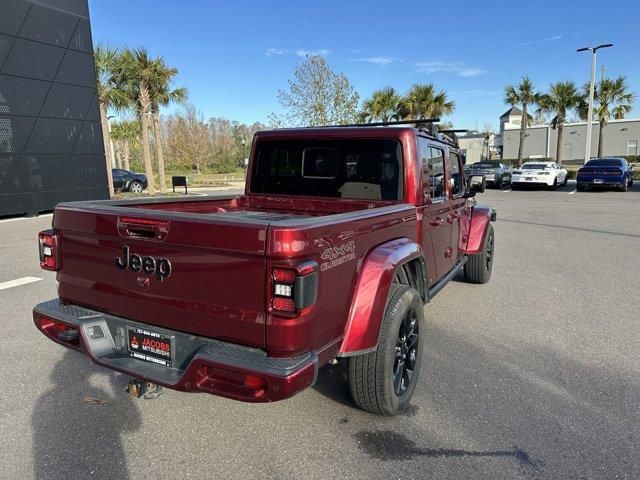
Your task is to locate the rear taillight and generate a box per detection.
[196,365,267,399]
[270,263,318,315]
[38,230,60,271]
[35,314,80,350]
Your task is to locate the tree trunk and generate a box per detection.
[517,105,527,167]
[597,120,605,157]
[153,114,166,193]
[556,123,564,165]
[123,140,130,171]
[115,148,122,169]
[139,82,155,195]
[98,101,115,198]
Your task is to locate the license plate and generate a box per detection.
[593,179,604,184]
[128,326,173,367]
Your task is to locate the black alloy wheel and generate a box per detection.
[485,229,494,271]
[393,309,419,396]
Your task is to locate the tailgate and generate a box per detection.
[53,205,267,349]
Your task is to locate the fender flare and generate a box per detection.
[466,205,496,255]
[338,238,426,356]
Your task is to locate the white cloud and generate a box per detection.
[458,67,488,77]
[356,56,397,66]
[413,61,487,77]
[450,89,501,97]
[516,34,563,47]
[295,49,330,57]
[265,48,287,56]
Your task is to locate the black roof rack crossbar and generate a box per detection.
[314,118,441,128]
[438,129,469,134]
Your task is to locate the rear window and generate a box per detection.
[585,158,623,167]
[251,139,403,200]
[473,162,500,168]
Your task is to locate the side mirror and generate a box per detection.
[469,175,485,193]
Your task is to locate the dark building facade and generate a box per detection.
[0,0,107,217]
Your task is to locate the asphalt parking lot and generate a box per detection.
[1,182,639,480]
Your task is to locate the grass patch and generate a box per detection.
[163,169,246,188]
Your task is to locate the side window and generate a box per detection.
[448,151,464,196]
[429,147,446,200]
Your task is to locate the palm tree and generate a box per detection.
[401,83,455,120]
[537,81,581,165]
[94,45,130,197]
[358,87,403,122]
[117,48,158,195]
[111,120,140,171]
[504,76,541,167]
[579,76,635,157]
[148,59,187,192]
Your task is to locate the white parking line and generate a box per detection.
[0,277,43,291]
[0,213,52,224]
[568,189,577,195]
[502,189,512,193]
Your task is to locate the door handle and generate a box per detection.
[430,217,443,227]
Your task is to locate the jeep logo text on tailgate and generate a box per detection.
[115,246,172,281]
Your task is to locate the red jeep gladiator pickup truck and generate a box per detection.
[33,121,495,415]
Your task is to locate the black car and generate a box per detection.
[112,169,148,193]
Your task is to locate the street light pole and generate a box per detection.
[577,43,613,164]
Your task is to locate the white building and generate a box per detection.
[499,107,640,162]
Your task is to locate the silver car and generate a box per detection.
[464,161,512,188]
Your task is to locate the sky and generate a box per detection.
[89,0,640,131]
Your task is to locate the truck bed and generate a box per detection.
[109,194,403,223]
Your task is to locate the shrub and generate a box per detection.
[211,160,239,174]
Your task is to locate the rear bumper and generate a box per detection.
[576,177,625,188]
[512,177,553,186]
[33,299,318,402]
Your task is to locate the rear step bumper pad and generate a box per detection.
[33,299,318,402]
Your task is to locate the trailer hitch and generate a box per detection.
[126,379,164,399]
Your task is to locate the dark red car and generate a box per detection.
[34,123,495,415]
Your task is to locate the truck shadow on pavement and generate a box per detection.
[31,351,141,480]
[313,361,355,408]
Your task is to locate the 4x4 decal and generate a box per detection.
[320,241,356,271]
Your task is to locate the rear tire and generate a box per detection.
[548,178,558,190]
[464,224,494,284]
[562,175,568,186]
[348,284,425,416]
